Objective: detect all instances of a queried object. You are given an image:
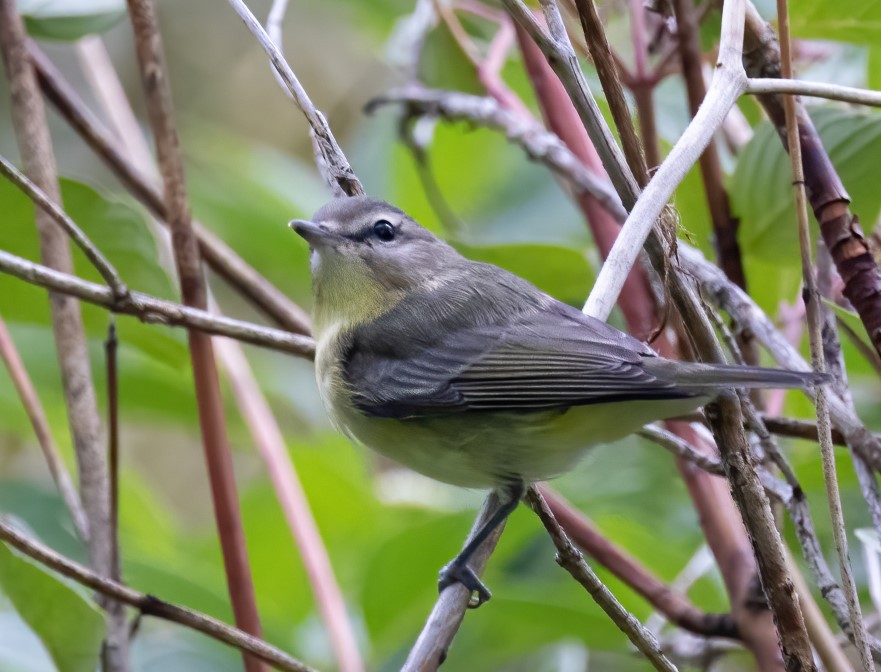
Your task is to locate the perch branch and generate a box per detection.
[746,78,881,108]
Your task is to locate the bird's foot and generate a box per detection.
[438,558,491,608]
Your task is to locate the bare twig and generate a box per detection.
[571,0,650,185]
[774,1,871,665]
[126,4,265,668]
[0,315,89,539]
[503,0,640,203]
[639,425,724,475]
[0,249,314,357]
[29,43,312,336]
[0,3,128,667]
[0,518,318,672]
[402,492,506,672]
[226,0,362,197]
[746,78,881,108]
[103,319,126,671]
[525,488,679,672]
[671,0,746,289]
[0,154,129,299]
[540,487,738,639]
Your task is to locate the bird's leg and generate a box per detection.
[438,480,525,608]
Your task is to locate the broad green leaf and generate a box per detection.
[791,0,881,44]
[730,107,881,313]
[17,0,125,41]
[0,177,186,366]
[453,242,594,306]
[0,530,105,672]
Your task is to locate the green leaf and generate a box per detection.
[791,0,881,44]
[17,0,125,41]
[730,107,881,312]
[823,298,874,350]
[0,528,105,672]
[0,176,186,367]
[453,242,594,306]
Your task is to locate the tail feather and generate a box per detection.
[650,360,830,392]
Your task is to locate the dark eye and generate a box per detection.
[373,220,396,242]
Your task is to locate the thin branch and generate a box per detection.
[365,86,627,221]
[402,492,506,671]
[746,78,881,108]
[671,0,746,289]
[28,43,312,336]
[0,314,89,539]
[639,425,724,475]
[102,319,126,672]
[525,488,679,672]
[0,249,315,357]
[775,0,871,666]
[127,4,266,666]
[583,0,747,321]
[0,154,129,300]
[539,487,738,639]
[0,518,318,672]
[225,0,362,197]
[503,0,641,203]
[571,0,650,185]
[743,2,881,360]
[0,3,128,667]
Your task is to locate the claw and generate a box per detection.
[438,559,492,608]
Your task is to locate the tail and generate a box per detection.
[648,360,830,393]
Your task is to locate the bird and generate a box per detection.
[291,195,825,607]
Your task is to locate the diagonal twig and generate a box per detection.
[0,517,317,672]
[525,487,679,672]
[226,0,362,197]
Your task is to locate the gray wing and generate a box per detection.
[343,287,694,419]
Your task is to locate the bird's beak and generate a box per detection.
[289,219,337,248]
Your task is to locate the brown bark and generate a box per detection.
[125,2,265,670]
[743,9,881,359]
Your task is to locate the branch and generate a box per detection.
[775,0,872,666]
[28,43,312,336]
[525,488,679,672]
[746,78,881,108]
[671,0,746,289]
[0,518,317,672]
[127,4,266,666]
[0,2,128,666]
[571,0,650,185]
[503,0,640,203]
[402,492,506,671]
[583,0,747,321]
[225,0,362,197]
[0,154,128,299]
[539,487,738,639]
[0,315,89,539]
[743,2,881,360]
[0,249,314,357]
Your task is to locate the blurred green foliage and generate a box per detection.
[0,0,880,671]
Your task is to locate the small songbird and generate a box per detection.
[292,196,823,606]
